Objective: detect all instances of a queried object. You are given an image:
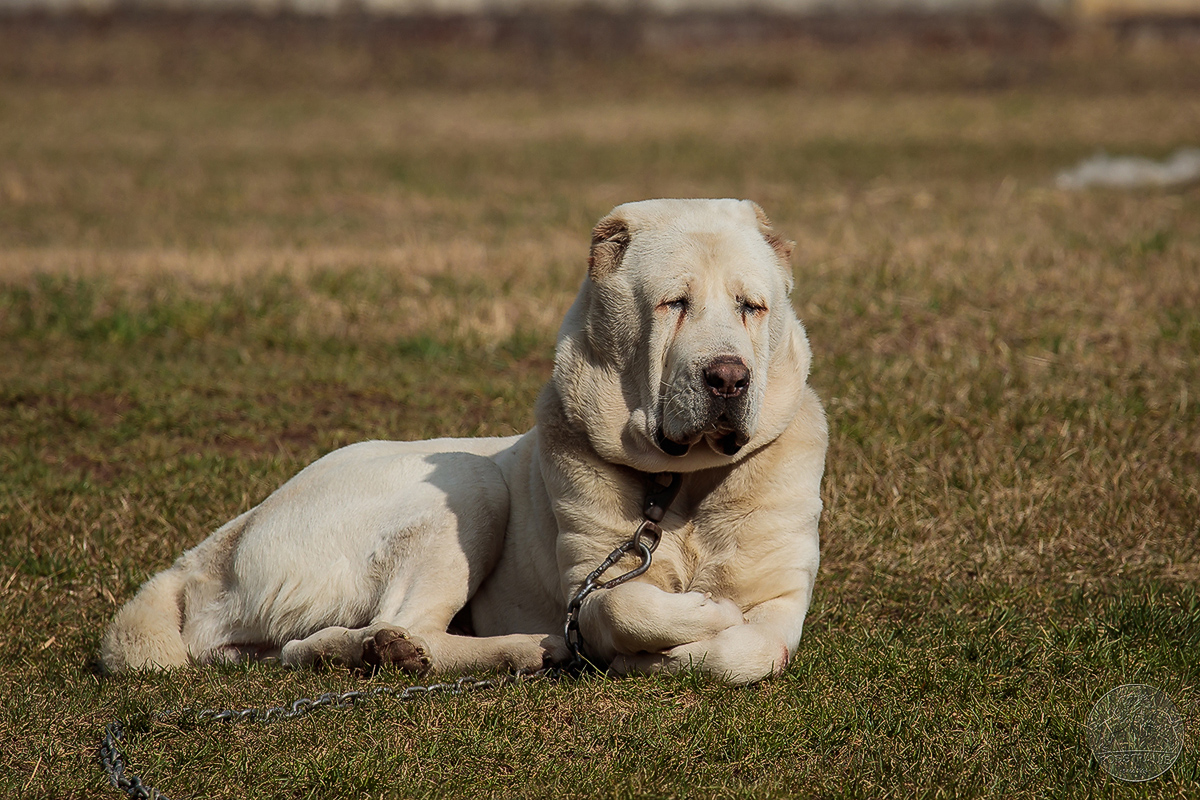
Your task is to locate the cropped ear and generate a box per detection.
[587,213,631,281]
[750,202,795,293]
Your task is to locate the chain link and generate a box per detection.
[563,537,654,667]
[99,721,163,800]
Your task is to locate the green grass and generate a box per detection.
[1,19,1199,799]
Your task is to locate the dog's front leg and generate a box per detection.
[577,581,744,662]
[605,593,809,685]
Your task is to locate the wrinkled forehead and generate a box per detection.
[627,221,780,291]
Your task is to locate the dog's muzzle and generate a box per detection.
[657,356,754,458]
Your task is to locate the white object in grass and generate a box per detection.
[1057,148,1200,189]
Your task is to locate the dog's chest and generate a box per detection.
[651,519,740,597]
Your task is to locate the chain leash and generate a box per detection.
[98,471,682,800]
[98,671,559,800]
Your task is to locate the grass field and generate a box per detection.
[1,18,1198,798]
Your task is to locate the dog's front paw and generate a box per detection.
[539,634,571,668]
[362,627,431,674]
[701,594,746,630]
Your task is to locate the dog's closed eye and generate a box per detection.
[738,298,768,318]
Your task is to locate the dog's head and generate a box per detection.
[551,198,813,473]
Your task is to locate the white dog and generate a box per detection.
[101,198,827,685]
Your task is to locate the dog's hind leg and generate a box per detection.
[279,623,565,675]
[279,622,431,672]
[398,630,568,674]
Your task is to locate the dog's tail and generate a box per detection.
[100,568,189,673]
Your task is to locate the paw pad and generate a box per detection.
[362,628,430,674]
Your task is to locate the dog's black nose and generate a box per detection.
[704,357,750,398]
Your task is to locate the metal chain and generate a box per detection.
[97,471,683,800]
[98,721,163,800]
[563,533,654,667]
[564,472,682,666]
[99,671,557,800]
[163,672,531,725]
